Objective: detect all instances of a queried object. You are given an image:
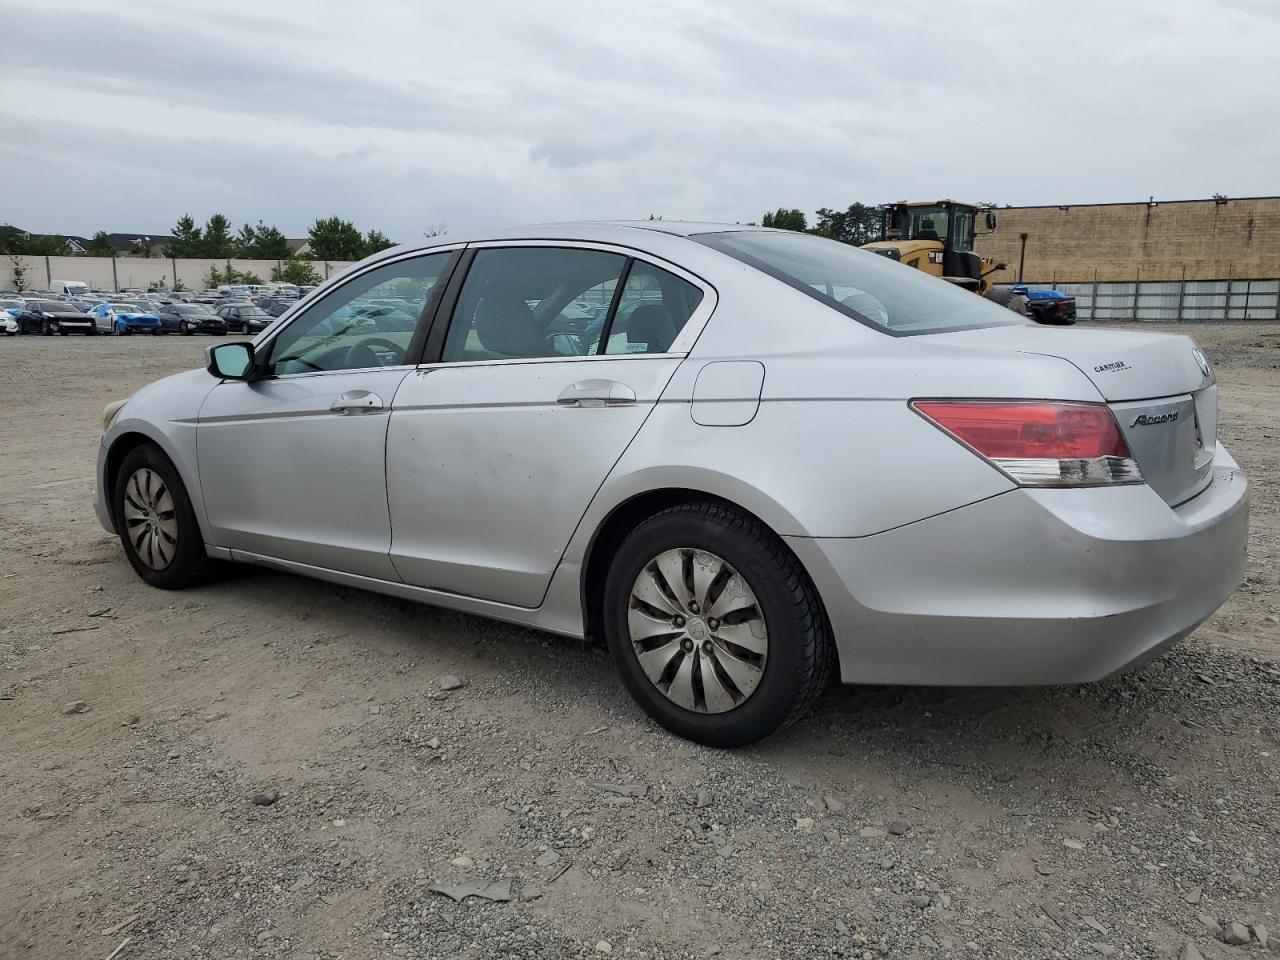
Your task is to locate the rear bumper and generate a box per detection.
[789,443,1249,686]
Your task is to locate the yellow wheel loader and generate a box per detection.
[861,200,1006,295]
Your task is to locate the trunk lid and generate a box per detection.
[937,324,1218,505]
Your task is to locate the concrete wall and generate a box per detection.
[1,255,357,292]
[973,196,1280,283]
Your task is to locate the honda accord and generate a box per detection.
[93,223,1249,746]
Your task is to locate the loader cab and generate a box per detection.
[877,200,989,291]
[883,201,979,253]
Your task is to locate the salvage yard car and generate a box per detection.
[14,298,95,335]
[157,303,228,336]
[215,302,274,334]
[91,302,162,336]
[94,222,1249,747]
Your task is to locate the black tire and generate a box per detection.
[113,444,211,589]
[603,501,833,747]
[182,323,193,336]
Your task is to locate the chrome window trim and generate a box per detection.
[416,352,683,372]
[431,238,719,366]
[251,244,467,375]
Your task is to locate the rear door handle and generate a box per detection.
[330,390,384,414]
[557,379,636,408]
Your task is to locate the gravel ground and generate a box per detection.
[1,323,1277,960]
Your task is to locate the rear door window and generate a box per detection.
[440,247,628,362]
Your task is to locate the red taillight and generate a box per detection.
[911,400,1142,487]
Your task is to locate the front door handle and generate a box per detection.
[330,390,384,414]
[557,379,636,408]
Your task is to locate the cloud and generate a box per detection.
[1,0,1277,237]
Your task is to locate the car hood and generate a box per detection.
[934,324,1211,401]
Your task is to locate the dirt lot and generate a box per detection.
[1,323,1277,960]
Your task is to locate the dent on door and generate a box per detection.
[385,358,680,607]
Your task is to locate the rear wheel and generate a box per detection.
[603,502,833,747]
[113,444,211,589]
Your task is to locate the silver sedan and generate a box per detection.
[94,223,1249,746]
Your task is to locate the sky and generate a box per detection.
[1,0,1277,240]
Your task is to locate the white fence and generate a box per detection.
[1,254,358,293]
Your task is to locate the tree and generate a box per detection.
[27,234,70,256]
[364,229,395,256]
[205,263,263,288]
[237,220,291,259]
[164,215,203,258]
[9,255,27,291]
[307,216,366,260]
[201,214,236,258]
[811,203,884,245]
[0,225,28,254]
[271,259,322,286]
[86,231,117,257]
[760,208,807,231]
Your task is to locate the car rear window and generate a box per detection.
[693,230,1026,336]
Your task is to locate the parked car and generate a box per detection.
[1011,284,1078,325]
[0,312,17,336]
[0,296,27,320]
[91,302,162,335]
[14,298,96,335]
[254,296,298,317]
[157,304,228,336]
[94,222,1248,747]
[215,302,274,334]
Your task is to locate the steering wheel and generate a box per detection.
[544,331,588,356]
[344,337,403,369]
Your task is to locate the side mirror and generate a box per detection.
[985,211,998,231]
[206,342,257,380]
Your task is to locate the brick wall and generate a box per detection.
[973,196,1280,283]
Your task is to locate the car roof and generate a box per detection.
[355,221,777,278]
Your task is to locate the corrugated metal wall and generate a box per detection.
[1017,278,1280,321]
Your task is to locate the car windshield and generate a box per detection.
[172,305,204,315]
[240,306,270,317]
[694,230,1025,336]
[112,303,139,311]
[32,300,64,310]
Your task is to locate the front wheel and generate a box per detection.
[603,502,833,747]
[113,444,211,589]
[181,322,193,336]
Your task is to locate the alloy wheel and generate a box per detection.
[122,467,178,570]
[627,548,768,713]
